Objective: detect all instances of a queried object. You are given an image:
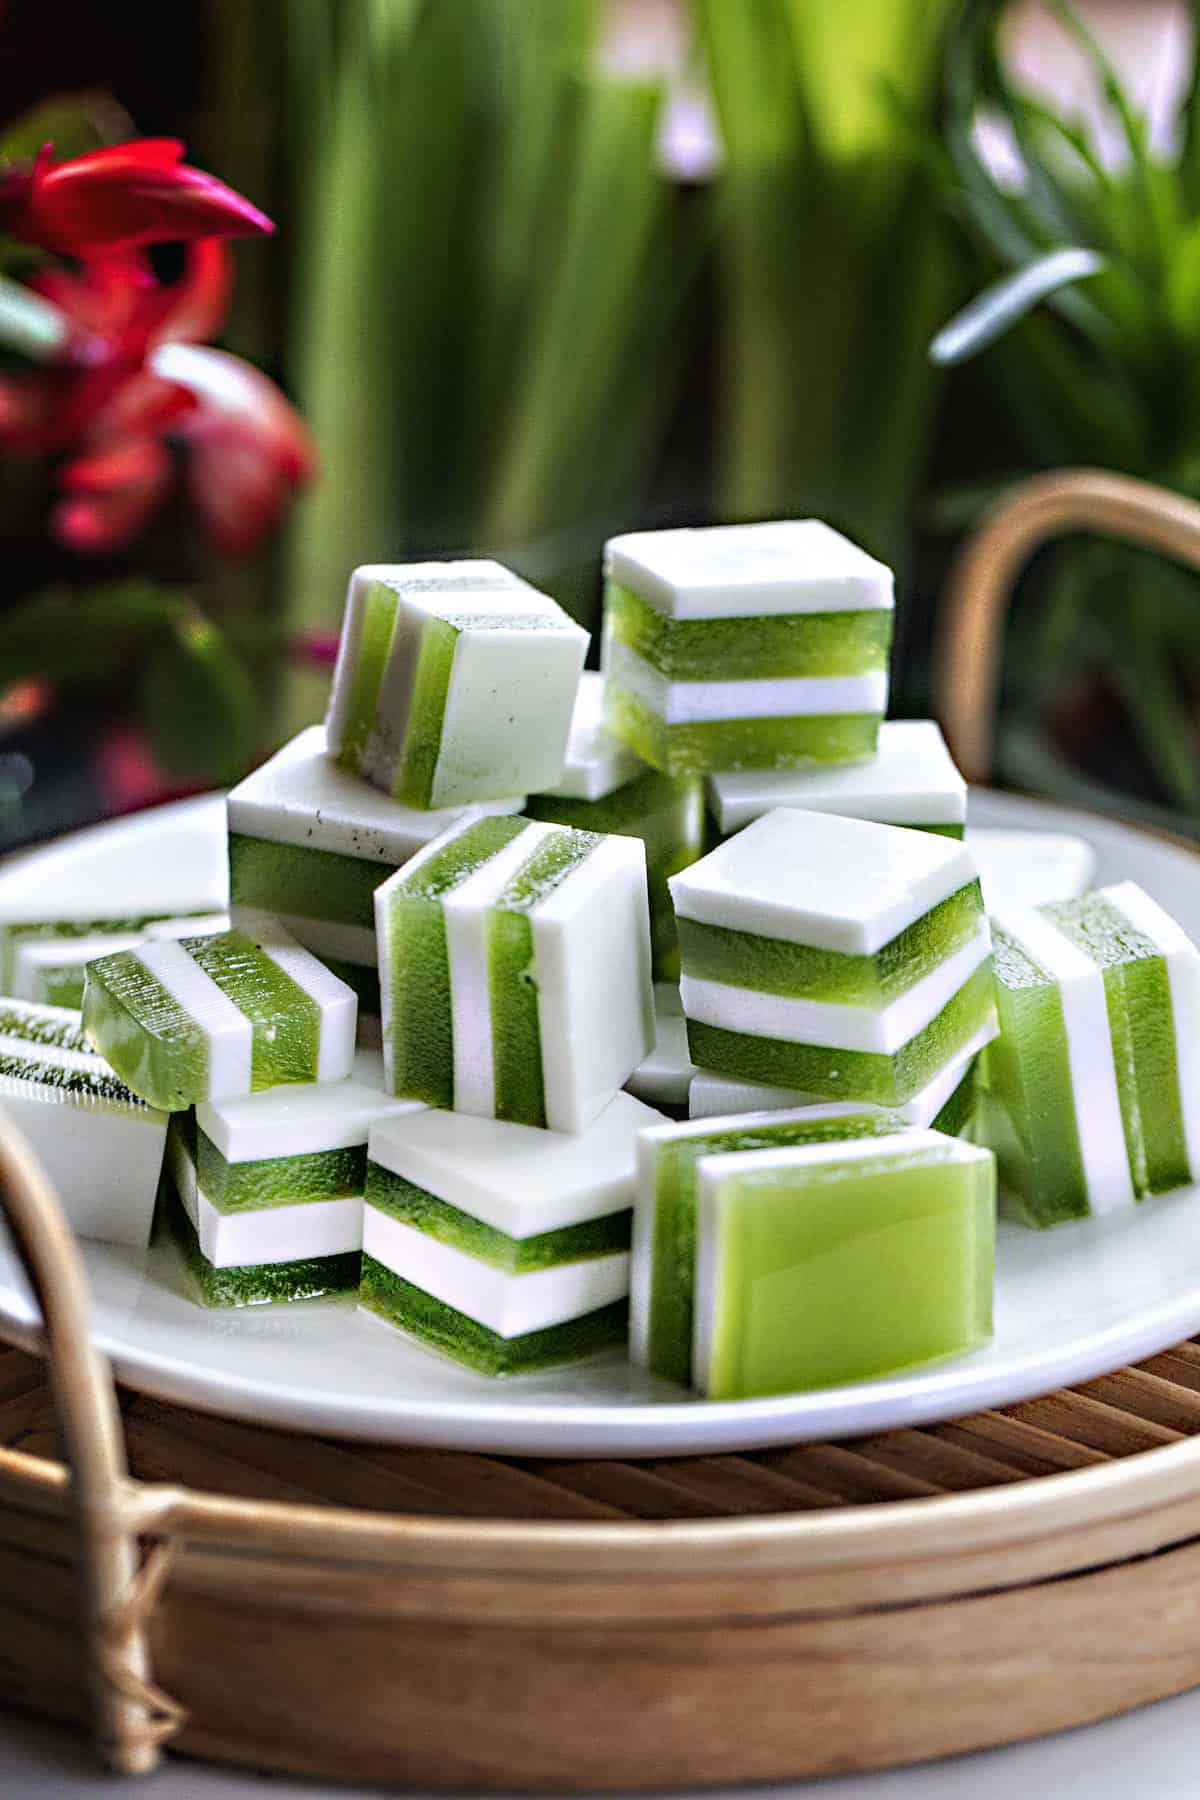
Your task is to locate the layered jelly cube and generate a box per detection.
[601,519,892,776]
[375,814,653,1134]
[705,719,965,841]
[670,808,997,1106]
[161,1050,422,1306]
[630,1102,905,1388]
[525,676,703,979]
[360,1093,661,1375]
[325,561,588,808]
[984,881,1200,1225]
[82,913,357,1110]
[690,1131,995,1399]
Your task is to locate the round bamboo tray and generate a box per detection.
[5,468,1200,1790]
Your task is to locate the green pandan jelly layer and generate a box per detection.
[931,1064,978,1140]
[359,1256,628,1375]
[187,929,321,1090]
[382,815,529,1105]
[365,1166,630,1270]
[337,578,402,772]
[703,1147,994,1400]
[604,683,880,777]
[677,880,983,1007]
[1046,895,1190,1197]
[686,960,996,1108]
[389,615,459,807]
[83,954,207,1111]
[161,1183,360,1308]
[981,926,1091,1226]
[604,583,893,681]
[229,833,394,931]
[647,1108,896,1387]
[487,827,600,1126]
[197,1131,366,1213]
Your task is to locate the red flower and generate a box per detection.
[0,140,274,259]
[0,239,314,557]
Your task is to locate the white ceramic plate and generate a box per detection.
[1,790,1199,1456]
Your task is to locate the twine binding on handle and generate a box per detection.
[0,1112,184,1774]
[935,468,1200,784]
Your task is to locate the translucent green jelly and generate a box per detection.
[604,583,892,681]
[603,683,880,778]
[700,1143,995,1399]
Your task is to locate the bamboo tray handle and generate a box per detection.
[0,1117,182,1774]
[935,468,1200,783]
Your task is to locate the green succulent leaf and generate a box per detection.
[930,247,1107,364]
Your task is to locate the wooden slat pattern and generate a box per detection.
[6,1339,1200,1522]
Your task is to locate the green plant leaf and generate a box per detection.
[0,92,123,166]
[930,247,1107,364]
[0,583,189,689]
[140,610,257,784]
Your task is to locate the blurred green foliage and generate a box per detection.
[929,0,1200,814]
[695,0,956,565]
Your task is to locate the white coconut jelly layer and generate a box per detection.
[625,983,697,1108]
[670,807,981,955]
[362,1206,629,1338]
[605,519,894,620]
[176,1157,364,1268]
[536,671,645,802]
[966,828,1096,912]
[229,723,525,863]
[992,905,1134,1214]
[367,1091,662,1240]
[605,637,887,725]
[706,720,966,835]
[687,1021,995,1125]
[680,926,992,1055]
[196,1050,423,1164]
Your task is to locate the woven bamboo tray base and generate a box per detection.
[8,1327,1200,1789]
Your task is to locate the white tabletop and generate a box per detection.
[3,1690,1198,1797]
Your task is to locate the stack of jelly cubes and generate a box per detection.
[31,511,1200,1406]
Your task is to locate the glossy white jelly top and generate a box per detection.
[349,559,586,631]
[604,519,893,619]
[669,807,981,955]
[367,1090,664,1237]
[196,1050,423,1161]
[228,725,524,862]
